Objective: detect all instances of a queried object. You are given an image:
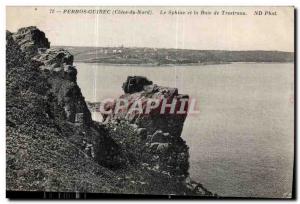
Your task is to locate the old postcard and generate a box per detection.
[6,6,294,199]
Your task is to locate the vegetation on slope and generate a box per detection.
[7,29,215,196]
[6,31,122,193]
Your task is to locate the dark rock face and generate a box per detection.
[104,77,191,179]
[146,130,190,178]
[8,26,122,169]
[106,76,189,137]
[48,77,91,124]
[12,27,89,124]
[33,48,74,70]
[122,76,153,93]
[12,26,50,58]
[32,48,85,123]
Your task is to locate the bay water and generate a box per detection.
[75,62,294,198]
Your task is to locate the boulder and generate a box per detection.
[12,26,50,57]
[122,76,153,93]
[33,48,74,70]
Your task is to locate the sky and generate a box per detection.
[6,6,294,52]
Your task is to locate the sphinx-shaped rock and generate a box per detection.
[104,76,189,137]
[104,77,190,178]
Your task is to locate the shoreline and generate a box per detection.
[74,61,293,67]
[74,61,229,67]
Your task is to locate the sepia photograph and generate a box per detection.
[5,6,295,199]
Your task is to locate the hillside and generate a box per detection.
[55,46,294,65]
[6,27,215,198]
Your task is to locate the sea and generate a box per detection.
[75,62,294,198]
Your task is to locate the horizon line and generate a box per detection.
[51,45,294,53]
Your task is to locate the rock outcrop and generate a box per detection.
[33,48,74,71]
[102,76,191,179]
[12,26,50,58]
[13,27,89,125]
[105,76,189,137]
[101,77,214,196]
[8,26,122,169]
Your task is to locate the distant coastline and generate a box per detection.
[74,61,293,67]
[55,46,294,66]
[74,61,231,67]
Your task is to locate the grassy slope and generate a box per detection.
[6,35,123,193]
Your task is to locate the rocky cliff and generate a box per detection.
[6,26,214,197]
[102,76,190,179]
[7,27,123,180]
